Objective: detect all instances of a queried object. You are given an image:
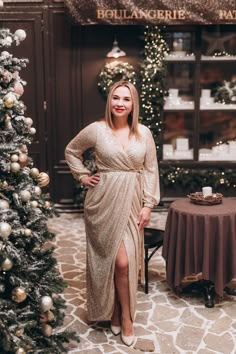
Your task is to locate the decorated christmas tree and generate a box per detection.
[139,26,169,158]
[0,29,78,353]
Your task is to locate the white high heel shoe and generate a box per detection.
[110,324,121,336]
[121,331,135,347]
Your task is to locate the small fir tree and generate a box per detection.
[139,26,169,158]
[0,28,78,353]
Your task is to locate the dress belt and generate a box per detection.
[98,169,143,174]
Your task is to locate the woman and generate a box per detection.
[65,80,160,347]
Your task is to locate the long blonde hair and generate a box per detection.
[104,80,141,139]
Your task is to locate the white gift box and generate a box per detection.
[176,138,189,151]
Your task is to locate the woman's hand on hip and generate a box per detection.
[138,207,151,231]
[80,173,100,187]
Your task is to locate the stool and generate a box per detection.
[144,227,164,294]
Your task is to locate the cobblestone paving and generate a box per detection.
[48,213,236,354]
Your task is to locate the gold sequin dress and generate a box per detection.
[65,121,160,321]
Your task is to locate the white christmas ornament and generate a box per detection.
[1,257,13,271]
[14,29,27,42]
[24,117,33,127]
[0,199,9,210]
[10,162,21,173]
[24,228,32,237]
[34,186,42,196]
[40,296,53,312]
[29,127,36,135]
[19,190,31,202]
[11,154,19,162]
[0,222,12,239]
[30,200,38,208]
[1,51,10,58]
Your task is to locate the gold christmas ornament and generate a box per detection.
[41,324,53,337]
[1,257,13,271]
[12,287,27,303]
[11,154,19,162]
[15,328,24,337]
[44,201,51,209]
[24,228,32,237]
[15,348,26,354]
[24,117,33,127]
[19,190,31,202]
[3,93,16,108]
[30,167,40,177]
[47,310,55,322]
[39,295,53,312]
[0,222,12,239]
[30,200,38,208]
[37,172,50,187]
[10,162,21,173]
[18,153,29,167]
[0,199,10,210]
[1,181,8,189]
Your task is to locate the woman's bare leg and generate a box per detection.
[114,241,133,336]
[111,289,121,326]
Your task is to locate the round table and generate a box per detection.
[162,198,236,305]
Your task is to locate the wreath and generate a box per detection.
[97,61,137,99]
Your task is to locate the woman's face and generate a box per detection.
[111,86,133,120]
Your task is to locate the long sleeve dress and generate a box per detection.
[65,120,160,322]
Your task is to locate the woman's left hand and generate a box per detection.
[138,207,151,231]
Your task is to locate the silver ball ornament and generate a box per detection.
[10,162,21,173]
[0,222,12,239]
[1,257,13,271]
[20,190,31,202]
[40,296,53,312]
[0,199,10,210]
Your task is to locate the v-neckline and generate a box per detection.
[107,124,133,153]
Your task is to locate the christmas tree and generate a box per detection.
[139,26,169,158]
[0,29,78,353]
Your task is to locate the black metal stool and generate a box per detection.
[144,227,164,294]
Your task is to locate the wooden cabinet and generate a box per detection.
[160,25,236,198]
[162,25,236,163]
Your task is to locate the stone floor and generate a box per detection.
[47,212,236,354]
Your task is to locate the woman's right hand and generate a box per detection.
[80,173,100,187]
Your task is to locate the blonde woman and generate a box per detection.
[65,80,160,346]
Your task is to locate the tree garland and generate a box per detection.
[97,61,137,99]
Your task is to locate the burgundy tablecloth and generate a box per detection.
[162,198,236,296]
